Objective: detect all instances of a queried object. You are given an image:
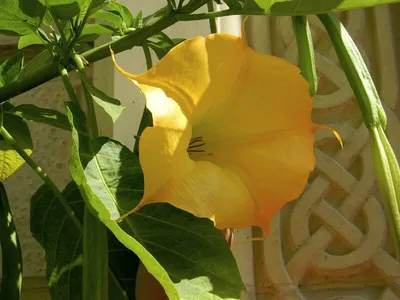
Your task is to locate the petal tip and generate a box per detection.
[316,125,344,148]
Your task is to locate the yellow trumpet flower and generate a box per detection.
[111,28,340,234]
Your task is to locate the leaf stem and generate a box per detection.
[206,2,217,34]
[57,63,79,103]
[292,16,317,96]
[66,52,108,300]
[72,53,100,138]
[142,41,153,70]
[0,127,82,231]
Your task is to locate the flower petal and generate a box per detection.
[112,35,246,126]
[202,130,316,229]
[138,125,192,202]
[145,159,260,231]
[192,47,314,143]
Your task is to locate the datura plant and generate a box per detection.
[0,1,399,300]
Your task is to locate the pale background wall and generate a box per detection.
[1,1,400,299]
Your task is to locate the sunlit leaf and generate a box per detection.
[3,103,71,131]
[18,32,47,49]
[66,101,245,300]
[80,76,124,123]
[0,115,33,181]
[220,0,400,15]
[89,9,123,28]
[148,33,185,60]
[18,50,52,79]
[0,53,24,88]
[0,0,46,35]
[106,2,133,28]
[47,0,81,20]
[78,23,115,42]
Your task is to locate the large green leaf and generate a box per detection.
[0,0,46,35]
[89,9,123,28]
[47,0,80,20]
[106,1,133,28]
[80,75,124,123]
[65,101,245,300]
[30,181,138,300]
[78,23,115,42]
[19,50,52,79]
[148,33,185,60]
[0,52,24,88]
[0,114,33,181]
[0,183,22,300]
[2,103,71,131]
[18,32,47,49]
[221,0,400,15]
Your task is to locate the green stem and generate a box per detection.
[71,53,108,300]
[175,9,265,21]
[72,53,99,138]
[0,2,208,102]
[206,2,217,34]
[292,16,317,97]
[370,126,400,260]
[142,41,153,70]
[0,183,22,300]
[0,127,82,231]
[83,208,108,300]
[57,64,79,103]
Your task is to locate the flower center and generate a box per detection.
[187,136,211,159]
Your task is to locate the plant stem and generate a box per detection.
[175,9,265,21]
[142,41,153,70]
[206,2,217,34]
[57,63,79,103]
[71,52,108,300]
[292,16,317,97]
[0,127,82,231]
[0,2,208,103]
[72,53,100,138]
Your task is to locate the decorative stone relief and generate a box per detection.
[251,6,400,300]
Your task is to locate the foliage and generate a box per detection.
[0,0,399,300]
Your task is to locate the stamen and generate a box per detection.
[188,142,205,149]
[187,149,206,153]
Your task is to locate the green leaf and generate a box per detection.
[47,0,81,20]
[3,103,71,131]
[148,33,185,60]
[78,23,115,42]
[106,1,133,28]
[80,76,124,123]
[318,13,386,129]
[0,114,33,181]
[89,9,123,28]
[0,183,22,300]
[76,0,109,23]
[30,181,137,300]
[0,0,46,36]
[65,101,245,300]
[0,52,24,88]
[18,50,52,79]
[132,10,143,29]
[238,0,400,15]
[18,32,47,49]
